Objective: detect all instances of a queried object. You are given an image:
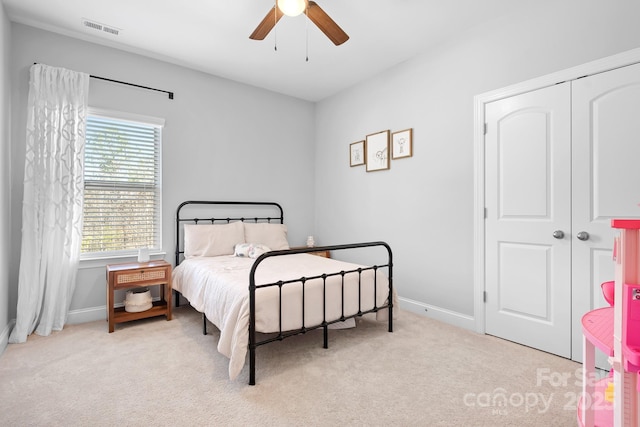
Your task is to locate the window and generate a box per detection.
[81,108,163,257]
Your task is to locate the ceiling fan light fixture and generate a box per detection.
[277,0,307,17]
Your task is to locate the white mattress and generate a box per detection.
[172,253,393,380]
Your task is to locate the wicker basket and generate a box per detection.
[124,288,152,313]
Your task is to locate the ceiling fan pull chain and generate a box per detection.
[274,1,278,51]
[305,6,309,61]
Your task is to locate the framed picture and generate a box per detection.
[392,128,413,159]
[365,130,390,172]
[349,140,365,167]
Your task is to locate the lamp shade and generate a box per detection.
[277,0,307,17]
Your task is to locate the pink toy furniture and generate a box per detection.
[622,284,640,378]
[579,220,640,427]
[602,281,615,306]
[580,307,614,426]
[609,220,640,426]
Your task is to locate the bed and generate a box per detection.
[172,200,394,385]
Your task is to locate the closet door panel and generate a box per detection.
[485,83,571,358]
[571,62,640,361]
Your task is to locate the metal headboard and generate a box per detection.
[175,200,284,266]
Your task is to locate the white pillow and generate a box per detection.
[243,223,290,250]
[184,222,245,258]
[234,243,272,259]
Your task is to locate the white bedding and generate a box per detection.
[172,253,393,380]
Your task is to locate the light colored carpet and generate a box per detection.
[0,306,583,426]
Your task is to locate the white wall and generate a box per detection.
[9,24,316,324]
[5,0,640,338]
[0,2,12,352]
[314,0,640,327]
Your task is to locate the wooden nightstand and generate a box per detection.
[106,260,172,333]
[291,247,331,258]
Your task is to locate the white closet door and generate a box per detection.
[485,83,572,357]
[571,62,640,362]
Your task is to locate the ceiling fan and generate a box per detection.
[249,0,349,46]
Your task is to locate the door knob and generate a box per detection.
[577,231,590,241]
[553,230,565,239]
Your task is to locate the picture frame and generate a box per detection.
[392,128,413,159]
[365,130,390,172]
[349,140,365,167]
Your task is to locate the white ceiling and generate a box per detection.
[3,0,534,101]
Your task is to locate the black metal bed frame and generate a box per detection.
[174,200,393,385]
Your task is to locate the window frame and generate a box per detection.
[80,107,164,261]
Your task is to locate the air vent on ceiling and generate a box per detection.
[102,26,119,36]
[82,18,120,36]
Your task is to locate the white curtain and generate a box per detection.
[9,64,90,343]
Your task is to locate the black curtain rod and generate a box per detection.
[33,63,174,99]
[90,74,174,99]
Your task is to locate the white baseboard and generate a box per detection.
[398,297,476,331]
[0,308,108,339]
[67,305,106,325]
[0,319,15,355]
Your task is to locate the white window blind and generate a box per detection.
[81,110,163,256]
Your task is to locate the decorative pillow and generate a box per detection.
[243,222,290,250]
[234,243,272,259]
[184,222,245,258]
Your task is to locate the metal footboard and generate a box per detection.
[248,242,393,385]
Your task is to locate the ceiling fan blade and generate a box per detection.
[250,6,284,40]
[306,1,349,46]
